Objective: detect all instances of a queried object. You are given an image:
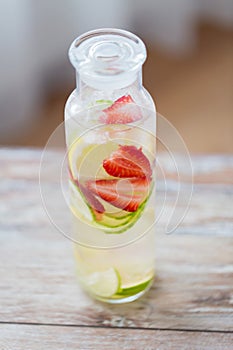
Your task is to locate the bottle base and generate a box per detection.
[85,278,154,304]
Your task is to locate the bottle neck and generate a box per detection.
[76,69,142,98]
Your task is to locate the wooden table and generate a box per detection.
[1,148,233,349]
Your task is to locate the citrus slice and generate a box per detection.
[68,140,95,180]
[84,268,121,298]
[95,99,113,106]
[117,277,153,296]
[69,181,93,222]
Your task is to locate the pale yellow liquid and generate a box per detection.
[68,124,156,302]
[73,208,155,303]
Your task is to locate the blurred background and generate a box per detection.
[0,0,232,153]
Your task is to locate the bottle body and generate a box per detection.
[65,29,156,302]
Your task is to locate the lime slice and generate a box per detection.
[117,277,153,296]
[95,99,113,106]
[84,268,121,298]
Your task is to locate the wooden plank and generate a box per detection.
[0,149,233,331]
[1,324,233,350]
[0,227,232,331]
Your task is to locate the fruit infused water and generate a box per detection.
[65,29,156,303]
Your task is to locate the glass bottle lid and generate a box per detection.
[69,28,146,90]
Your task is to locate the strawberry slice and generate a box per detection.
[99,95,142,124]
[78,183,105,214]
[69,167,105,214]
[103,145,152,179]
[86,178,150,212]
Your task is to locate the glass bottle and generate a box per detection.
[65,28,156,303]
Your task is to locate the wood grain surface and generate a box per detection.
[0,148,232,349]
[1,324,233,350]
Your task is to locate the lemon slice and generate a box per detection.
[69,181,93,222]
[84,268,120,298]
[68,138,94,180]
